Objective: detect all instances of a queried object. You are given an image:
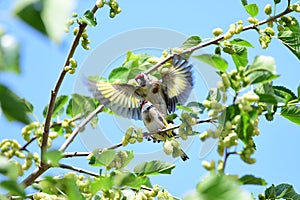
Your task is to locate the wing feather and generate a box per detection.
[87,80,143,120]
[162,54,194,113]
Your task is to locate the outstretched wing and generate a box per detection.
[161,54,194,113]
[87,80,144,120]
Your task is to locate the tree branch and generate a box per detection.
[21,164,50,188]
[20,136,37,151]
[143,118,216,137]
[59,163,99,177]
[144,7,293,75]
[63,152,91,158]
[41,6,99,159]
[59,105,104,152]
[22,4,100,188]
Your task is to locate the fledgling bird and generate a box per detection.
[87,54,194,120]
[140,99,189,161]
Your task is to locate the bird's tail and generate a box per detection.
[180,149,189,161]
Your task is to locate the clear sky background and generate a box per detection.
[1,0,300,198]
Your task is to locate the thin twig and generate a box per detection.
[222,149,238,173]
[63,152,90,158]
[144,7,293,75]
[59,105,104,152]
[64,118,215,158]
[59,163,99,177]
[20,136,37,151]
[143,118,216,137]
[21,4,99,188]
[41,6,98,159]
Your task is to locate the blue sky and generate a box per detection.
[1,0,300,198]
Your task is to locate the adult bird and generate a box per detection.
[87,54,193,120]
[140,99,189,161]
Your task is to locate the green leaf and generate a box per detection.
[244,56,278,84]
[241,0,248,6]
[66,93,99,117]
[231,46,248,68]
[91,176,113,194]
[238,175,267,186]
[298,85,300,99]
[265,183,300,199]
[43,150,63,167]
[0,33,21,74]
[133,160,175,176]
[107,150,134,170]
[80,10,97,27]
[165,113,178,122]
[14,0,46,37]
[177,102,205,116]
[281,105,300,125]
[34,176,84,200]
[225,104,240,121]
[22,98,34,113]
[0,180,25,198]
[42,0,75,42]
[229,38,254,69]
[109,67,129,82]
[67,94,99,128]
[237,108,259,144]
[255,83,278,105]
[244,4,259,17]
[194,54,228,72]
[14,0,74,43]
[0,84,31,124]
[230,38,254,48]
[66,94,99,117]
[184,173,252,200]
[273,85,297,104]
[176,104,194,113]
[0,156,22,180]
[180,36,202,49]
[90,150,116,167]
[274,0,281,4]
[43,95,68,118]
[113,171,152,189]
[278,28,300,60]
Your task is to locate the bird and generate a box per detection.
[140,99,189,161]
[87,54,194,120]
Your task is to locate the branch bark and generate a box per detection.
[59,105,104,152]
[144,7,293,75]
[22,4,100,188]
[40,6,99,159]
[59,163,99,177]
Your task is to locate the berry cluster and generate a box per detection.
[122,126,144,146]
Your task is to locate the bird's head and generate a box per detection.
[135,73,149,87]
[140,99,152,112]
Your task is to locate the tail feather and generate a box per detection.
[180,149,189,161]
